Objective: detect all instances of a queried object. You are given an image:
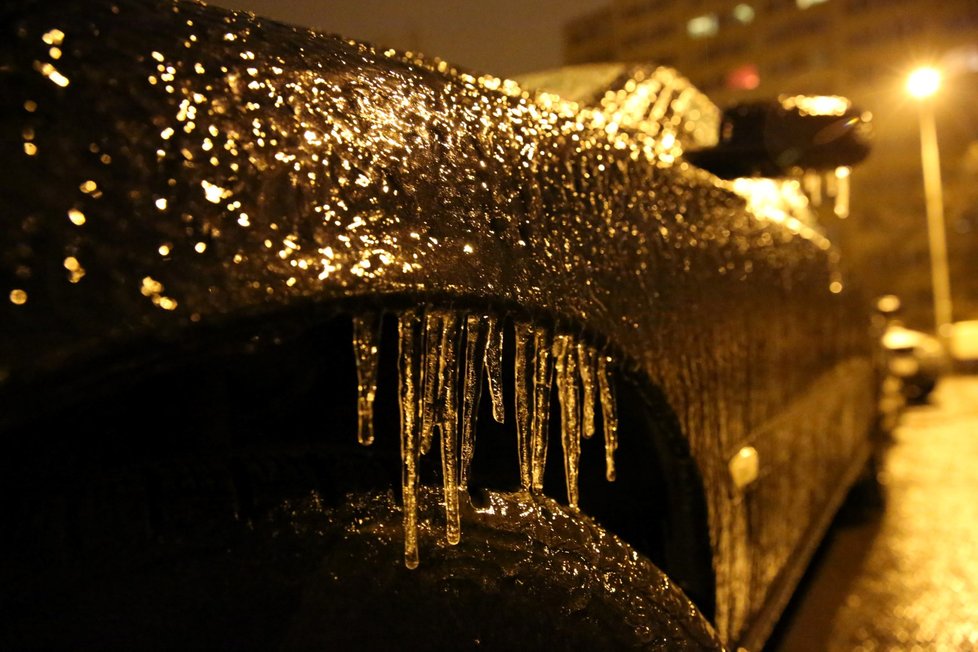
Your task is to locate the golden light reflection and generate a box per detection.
[41,28,64,46]
[63,256,86,283]
[201,179,231,203]
[9,289,28,305]
[140,276,162,296]
[38,62,70,88]
[729,446,759,490]
[67,208,86,225]
[780,95,850,116]
[140,276,177,310]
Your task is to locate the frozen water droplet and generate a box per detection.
[460,314,488,490]
[598,354,619,482]
[352,313,381,446]
[397,310,423,569]
[485,316,505,424]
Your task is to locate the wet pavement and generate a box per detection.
[771,375,978,651]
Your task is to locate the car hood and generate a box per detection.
[1,0,847,384]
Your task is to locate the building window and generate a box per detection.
[688,14,720,38]
[797,0,829,8]
[733,4,756,24]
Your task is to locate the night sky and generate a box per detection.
[209,0,608,78]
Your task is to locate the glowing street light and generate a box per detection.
[907,66,953,338]
[907,66,942,99]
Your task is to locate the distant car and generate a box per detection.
[882,325,948,402]
[1,1,875,651]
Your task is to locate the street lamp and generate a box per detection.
[906,66,953,338]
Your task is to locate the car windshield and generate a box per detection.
[517,63,721,152]
[515,63,631,104]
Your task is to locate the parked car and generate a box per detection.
[0,1,875,650]
[881,324,948,403]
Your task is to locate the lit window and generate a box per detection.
[687,14,719,38]
[733,4,755,23]
[797,0,828,8]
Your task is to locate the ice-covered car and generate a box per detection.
[0,1,875,650]
[881,324,948,403]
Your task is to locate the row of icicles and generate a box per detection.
[352,309,620,568]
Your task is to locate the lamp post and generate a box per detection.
[906,66,953,338]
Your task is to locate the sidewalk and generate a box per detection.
[772,375,978,651]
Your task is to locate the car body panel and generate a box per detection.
[0,0,876,646]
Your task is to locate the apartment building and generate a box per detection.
[563,0,978,326]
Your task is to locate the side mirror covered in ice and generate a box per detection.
[686,95,872,179]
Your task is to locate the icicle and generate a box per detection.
[554,335,582,509]
[437,312,463,545]
[530,326,555,493]
[419,311,443,454]
[577,341,598,439]
[485,316,505,424]
[352,313,381,447]
[834,166,850,219]
[802,170,822,207]
[597,353,619,482]
[460,314,488,490]
[397,310,422,569]
[514,322,534,491]
[824,167,838,199]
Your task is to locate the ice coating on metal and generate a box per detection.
[313,488,723,649]
[1,0,875,644]
[352,313,380,446]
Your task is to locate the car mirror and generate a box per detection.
[686,95,872,179]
